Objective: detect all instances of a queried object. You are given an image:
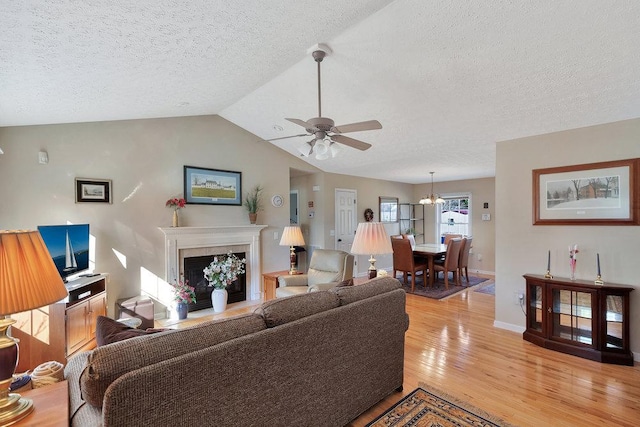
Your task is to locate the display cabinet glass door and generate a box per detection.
[604,294,624,349]
[526,283,543,333]
[550,287,594,346]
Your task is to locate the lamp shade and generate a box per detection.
[0,230,68,315]
[350,222,393,255]
[279,226,305,247]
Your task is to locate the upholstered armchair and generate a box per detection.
[276,249,354,298]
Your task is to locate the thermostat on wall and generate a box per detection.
[482,213,491,221]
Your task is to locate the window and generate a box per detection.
[436,195,471,240]
[379,196,398,222]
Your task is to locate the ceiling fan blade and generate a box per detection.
[264,133,309,142]
[331,134,372,151]
[333,120,382,134]
[286,118,316,131]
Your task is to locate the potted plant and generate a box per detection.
[171,277,195,320]
[244,185,263,224]
[203,251,246,312]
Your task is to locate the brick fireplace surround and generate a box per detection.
[159,226,267,301]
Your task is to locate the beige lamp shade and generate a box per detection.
[351,222,393,255]
[0,230,68,315]
[279,226,305,247]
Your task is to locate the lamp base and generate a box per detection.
[0,381,33,426]
[288,246,298,275]
[368,255,377,279]
[0,317,33,425]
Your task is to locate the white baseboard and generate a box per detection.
[493,320,525,334]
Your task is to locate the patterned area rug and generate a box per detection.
[395,273,489,300]
[474,282,495,295]
[366,385,517,427]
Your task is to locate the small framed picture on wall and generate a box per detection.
[75,178,112,203]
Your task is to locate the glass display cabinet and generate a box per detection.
[523,274,633,365]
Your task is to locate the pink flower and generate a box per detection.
[166,197,187,210]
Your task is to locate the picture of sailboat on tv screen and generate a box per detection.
[37,224,90,281]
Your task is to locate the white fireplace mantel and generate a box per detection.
[159,225,267,301]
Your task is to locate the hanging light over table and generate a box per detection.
[419,172,445,205]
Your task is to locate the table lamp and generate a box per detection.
[279,226,305,275]
[0,230,69,425]
[351,222,393,279]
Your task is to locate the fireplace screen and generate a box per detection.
[182,252,246,311]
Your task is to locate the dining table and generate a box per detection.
[413,243,448,286]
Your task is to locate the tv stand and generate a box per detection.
[12,274,108,372]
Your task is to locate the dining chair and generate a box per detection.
[391,237,428,292]
[433,238,463,289]
[443,234,462,245]
[458,237,473,284]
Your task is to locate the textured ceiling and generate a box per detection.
[2,1,639,184]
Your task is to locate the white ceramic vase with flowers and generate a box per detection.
[203,250,246,312]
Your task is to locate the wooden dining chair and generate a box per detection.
[433,238,463,289]
[391,237,428,292]
[458,237,473,284]
[443,234,462,245]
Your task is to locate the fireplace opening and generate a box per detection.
[182,252,247,312]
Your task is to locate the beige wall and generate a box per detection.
[0,115,317,316]
[495,118,640,358]
[291,172,413,275]
[413,177,496,274]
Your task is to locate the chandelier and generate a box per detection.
[419,172,445,205]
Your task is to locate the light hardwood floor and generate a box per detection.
[159,283,640,426]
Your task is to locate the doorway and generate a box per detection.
[334,188,358,274]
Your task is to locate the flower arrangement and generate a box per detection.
[171,277,196,304]
[569,244,579,279]
[166,197,186,211]
[203,251,246,289]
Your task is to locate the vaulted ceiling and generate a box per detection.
[2,1,639,183]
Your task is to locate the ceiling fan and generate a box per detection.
[267,44,382,160]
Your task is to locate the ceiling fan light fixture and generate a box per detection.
[419,172,445,206]
[329,141,341,158]
[297,141,313,157]
[315,139,329,156]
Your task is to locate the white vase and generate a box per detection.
[211,288,228,312]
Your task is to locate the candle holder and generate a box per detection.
[544,270,553,279]
[594,275,604,285]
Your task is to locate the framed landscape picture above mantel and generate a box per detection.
[184,166,242,206]
[533,158,639,225]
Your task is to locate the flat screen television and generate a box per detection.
[37,224,90,282]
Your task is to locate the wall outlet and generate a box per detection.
[514,291,525,305]
[477,253,482,261]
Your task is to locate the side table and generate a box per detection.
[13,380,68,427]
[262,270,302,300]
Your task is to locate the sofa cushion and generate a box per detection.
[255,291,340,327]
[95,316,162,346]
[80,313,266,408]
[331,276,402,305]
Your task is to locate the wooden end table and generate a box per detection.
[263,270,303,300]
[13,380,68,427]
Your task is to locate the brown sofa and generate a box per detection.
[64,277,409,426]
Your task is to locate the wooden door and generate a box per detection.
[88,293,107,336]
[66,302,90,356]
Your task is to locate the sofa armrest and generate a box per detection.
[308,282,339,292]
[278,274,308,287]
